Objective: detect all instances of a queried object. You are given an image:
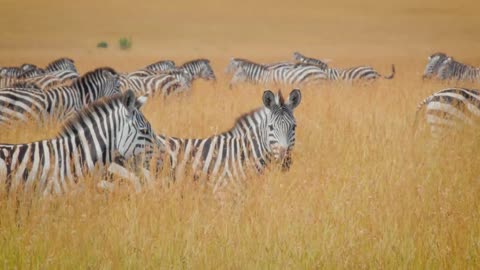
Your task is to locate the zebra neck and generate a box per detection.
[45,86,83,117]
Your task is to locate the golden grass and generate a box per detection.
[1,0,480,268]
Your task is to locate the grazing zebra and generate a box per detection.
[119,72,190,96]
[319,64,395,81]
[0,67,120,125]
[179,59,216,81]
[292,52,329,70]
[0,90,156,195]
[415,87,480,136]
[423,52,449,79]
[437,57,480,82]
[109,89,302,195]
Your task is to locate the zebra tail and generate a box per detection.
[383,64,395,79]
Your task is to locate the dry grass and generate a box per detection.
[1,0,480,268]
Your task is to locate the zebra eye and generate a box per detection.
[268,124,274,131]
[292,124,296,131]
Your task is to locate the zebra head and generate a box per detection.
[423,52,448,79]
[76,67,121,107]
[116,90,155,160]
[436,57,455,80]
[182,59,216,81]
[225,58,242,74]
[263,89,302,171]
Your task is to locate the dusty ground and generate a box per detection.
[0,0,480,268]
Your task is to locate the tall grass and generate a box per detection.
[0,65,479,268]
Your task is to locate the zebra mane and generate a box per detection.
[59,93,124,137]
[71,67,117,87]
[145,60,175,68]
[231,91,286,130]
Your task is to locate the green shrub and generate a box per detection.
[119,37,132,50]
[96,41,108,48]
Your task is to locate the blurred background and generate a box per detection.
[1,0,479,71]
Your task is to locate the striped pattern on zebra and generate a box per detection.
[119,71,190,96]
[319,64,395,81]
[0,67,120,125]
[128,60,176,77]
[0,58,79,89]
[110,89,302,195]
[0,90,155,195]
[415,87,480,136]
[226,58,327,87]
[292,52,329,70]
[437,57,480,82]
[179,59,216,81]
[423,52,449,79]
[145,60,176,72]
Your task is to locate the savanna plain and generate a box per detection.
[1,0,480,268]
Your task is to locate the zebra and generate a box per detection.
[145,60,176,72]
[423,52,449,79]
[226,58,272,87]
[119,72,190,96]
[415,87,480,137]
[318,64,395,81]
[436,57,480,82]
[128,60,176,77]
[108,89,302,195]
[45,57,78,73]
[292,52,329,70]
[226,58,327,87]
[178,59,216,81]
[0,67,120,125]
[0,90,156,195]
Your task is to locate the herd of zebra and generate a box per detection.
[0,51,478,196]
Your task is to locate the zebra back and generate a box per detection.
[437,57,480,82]
[45,58,78,73]
[292,52,329,70]
[145,60,176,72]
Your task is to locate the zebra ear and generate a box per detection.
[123,90,137,112]
[287,89,302,109]
[263,90,276,109]
[135,94,149,109]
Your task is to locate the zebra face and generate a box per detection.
[117,91,155,161]
[199,63,216,81]
[225,59,240,74]
[263,89,302,171]
[423,53,448,79]
[437,57,454,79]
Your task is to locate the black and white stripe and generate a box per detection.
[292,52,329,70]
[415,87,480,136]
[320,64,395,81]
[0,68,120,125]
[119,71,190,96]
[437,57,480,82]
[423,52,449,79]
[179,59,216,81]
[0,90,155,195]
[110,89,302,195]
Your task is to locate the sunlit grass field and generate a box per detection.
[1,0,480,268]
